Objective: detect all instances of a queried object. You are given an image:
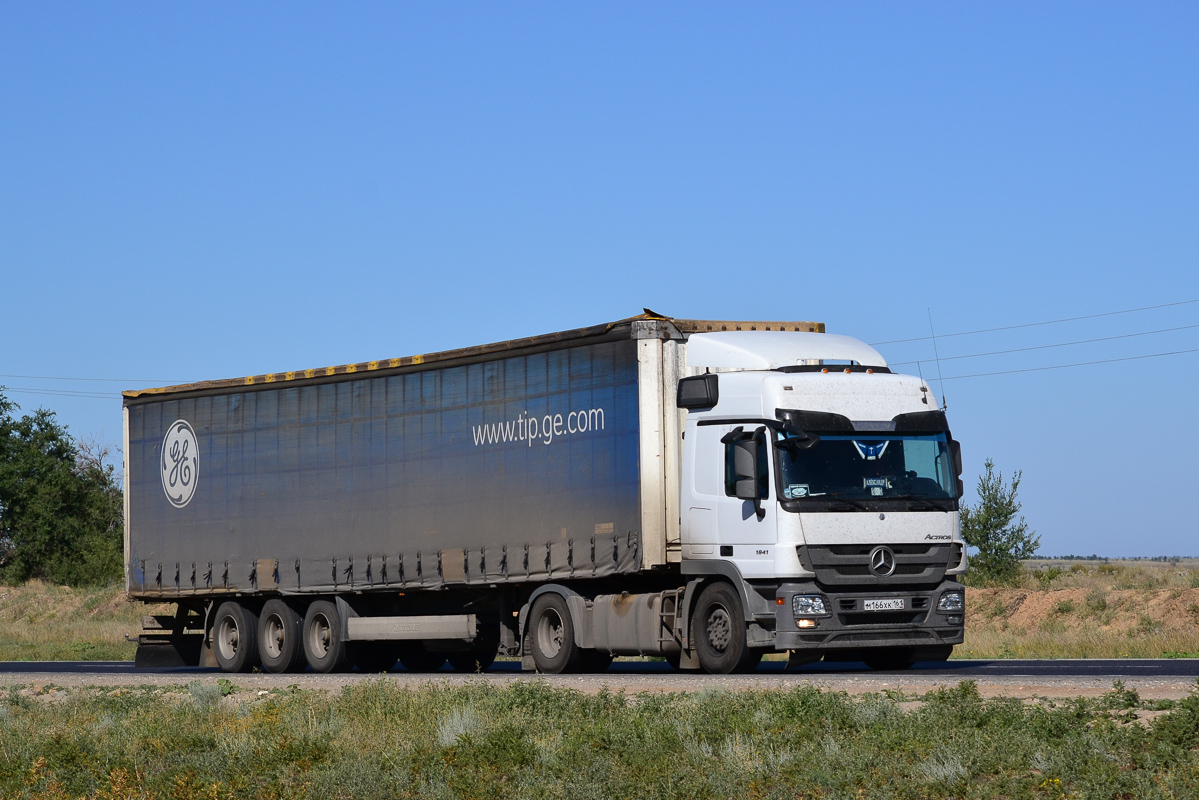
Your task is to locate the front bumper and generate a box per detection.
[774,579,964,651]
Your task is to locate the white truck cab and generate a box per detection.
[675,331,967,670]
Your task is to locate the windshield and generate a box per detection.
[776,431,956,502]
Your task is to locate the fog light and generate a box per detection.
[946,615,962,624]
[797,618,819,629]
[937,591,965,612]
[792,595,827,616]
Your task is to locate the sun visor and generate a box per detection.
[686,331,887,370]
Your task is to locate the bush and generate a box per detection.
[0,390,123,586]
[961,459,1039,585]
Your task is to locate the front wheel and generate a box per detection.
[528,593,581,674]
[691,582,759,674]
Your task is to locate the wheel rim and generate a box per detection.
[216,615,240,662]
[705,606,731,652]
[308,612,332,659]
[264,613,285,659]
[536,607,564,659]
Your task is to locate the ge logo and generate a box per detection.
[161,420,199,508]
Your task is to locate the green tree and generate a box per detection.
[0,390,123,586]
[960,458,1039,585]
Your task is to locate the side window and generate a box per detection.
[724,435,770,499]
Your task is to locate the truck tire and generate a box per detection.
[528,593,582,674]
[691,582,759,674]
[397,642,447,672]
[258,599,306,673]
[212,601,260,673]
[351,642,400,673]
[302,600,351,673]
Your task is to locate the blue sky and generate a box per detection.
[2,3,1196,556]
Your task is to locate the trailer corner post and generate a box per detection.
[122,405,132,595]
[637,338,667,569]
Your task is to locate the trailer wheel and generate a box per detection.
[397,642,447,672]
[691,582,758,674]
[212,601,260,673]
[258,599,306,674]
[528,593,582,674]
[302,600,350,673]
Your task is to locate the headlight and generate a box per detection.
[792,595,827,616]
[937,591,964,612]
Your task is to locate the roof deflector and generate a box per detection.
[686,331,887,370]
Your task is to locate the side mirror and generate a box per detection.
[950,440,963,477]
[732,439,758,500]
[677,374,719,409]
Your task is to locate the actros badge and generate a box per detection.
[161,420,199,508]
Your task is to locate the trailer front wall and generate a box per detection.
[126,340,642,596]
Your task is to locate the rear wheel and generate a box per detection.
[528,593,581,674]
[258,599,306,674]
[397,642,447,672]
[691,582,758,674]
[212,601,259,673]
[302,600,351,673]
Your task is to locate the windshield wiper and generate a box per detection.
[823,493,871,511]
[886,493,952,511]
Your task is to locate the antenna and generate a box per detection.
[915,360,930,406]
[927,309,947,410]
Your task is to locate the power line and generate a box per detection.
[890,322,1199,366]
[938,347,1199,381]
[872,298,1199,346]
[1,387,118,400]
[0,373,187,383]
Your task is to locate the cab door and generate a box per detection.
[713,424,778,550]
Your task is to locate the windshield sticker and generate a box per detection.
[864,477,890,496]
[853,440,889,461]
[785,484,810,499]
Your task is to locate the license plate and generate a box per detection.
[863,598,905,611]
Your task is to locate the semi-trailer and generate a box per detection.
[124,311,967,674]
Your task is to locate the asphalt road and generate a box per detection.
[2,658,1196,678]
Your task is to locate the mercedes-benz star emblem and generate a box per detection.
[869,546,896,577]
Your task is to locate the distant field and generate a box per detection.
[3,678,1198,799]
[4,559,1198,663]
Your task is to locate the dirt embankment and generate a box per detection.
[959,563,1199,657]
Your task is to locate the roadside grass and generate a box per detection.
[3,680,1199,799]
